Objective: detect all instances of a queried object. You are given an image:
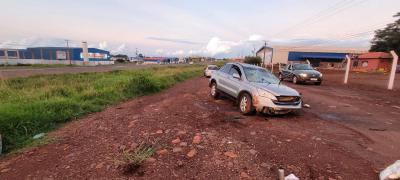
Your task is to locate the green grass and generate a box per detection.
[0,65,202,152]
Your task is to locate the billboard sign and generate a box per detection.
[263,46,273,65]
[80,53,109,60]
[56,51,67,60]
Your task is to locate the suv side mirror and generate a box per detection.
[232,73,240,79]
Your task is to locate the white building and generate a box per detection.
[256,46,367,68]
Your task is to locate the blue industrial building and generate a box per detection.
[288,51,349,68]
[0,47,110,61]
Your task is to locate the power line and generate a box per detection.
[272,0,355,37]
[271,0,371,40]
[300,0,370,28]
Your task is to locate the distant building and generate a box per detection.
[111,54,129,62]
[0,49,22,59]
[256,46,366,69]
[351,52,393,72]
[231,57,244,62]
[0,47,111,65]
[143,57,179,64]
[129,57,144,64]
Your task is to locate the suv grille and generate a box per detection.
[273,96,301,105]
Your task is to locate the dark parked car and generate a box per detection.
[279,63,323,85]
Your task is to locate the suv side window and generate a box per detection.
[228,65,242,77]
[220,64,232,74]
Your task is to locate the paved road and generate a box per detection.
[0,63,190,78]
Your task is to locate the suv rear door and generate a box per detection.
[224,64,243,97]
[216,64,232,93]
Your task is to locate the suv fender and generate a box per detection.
[209,79,217,87]
[237,90,253,104]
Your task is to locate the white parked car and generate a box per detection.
[204,65,219,78]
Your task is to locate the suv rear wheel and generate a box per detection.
[279,73,284,80]
[239,93,255,115]
[210,82,219,99]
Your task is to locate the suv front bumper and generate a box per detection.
[253,95,302,114]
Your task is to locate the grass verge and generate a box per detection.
[0,65,202,153]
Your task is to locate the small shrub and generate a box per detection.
[124,72,160,96]
[244,56,262,65]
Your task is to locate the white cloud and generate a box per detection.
[99,41,108,49]
[0,37,73,49]
[171,50,185,56]
[155,49,164,54]
[248,34,263,41]
[206,37,238,56]
[111,44,126,54]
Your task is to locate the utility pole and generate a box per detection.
[65,40,71,65]
[271,47,274,73]
[262,41,267,68]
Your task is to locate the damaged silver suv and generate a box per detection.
[209,63,302,115]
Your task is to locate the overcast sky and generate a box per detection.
[0,0,399,57]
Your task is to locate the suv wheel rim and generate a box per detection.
[211,84,216,96]
[240,96,248,112]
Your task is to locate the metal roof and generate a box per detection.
[288,51,348,61]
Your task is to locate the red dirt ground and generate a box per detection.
[0,72,399,179]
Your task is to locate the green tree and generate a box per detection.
[243,56,262,65]
[370,12,400,53]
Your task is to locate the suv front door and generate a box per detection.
[217,64,232,93]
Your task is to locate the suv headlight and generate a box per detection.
[319,73,323,77]
[299,73,307,77]
[257,89,277,100]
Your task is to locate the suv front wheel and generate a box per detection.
[239,93,255,115]
[210,82,219,99]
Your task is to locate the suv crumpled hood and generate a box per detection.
[251,83,300,96]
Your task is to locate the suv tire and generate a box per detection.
[239,93,255,115]
[279,73,284,80]
[292,76,298,84]
[210,82,219,99]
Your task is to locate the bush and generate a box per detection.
[244,56,262,65]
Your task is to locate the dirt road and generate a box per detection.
[0,75,399,179]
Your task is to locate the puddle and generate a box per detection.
[318,113,342,121]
